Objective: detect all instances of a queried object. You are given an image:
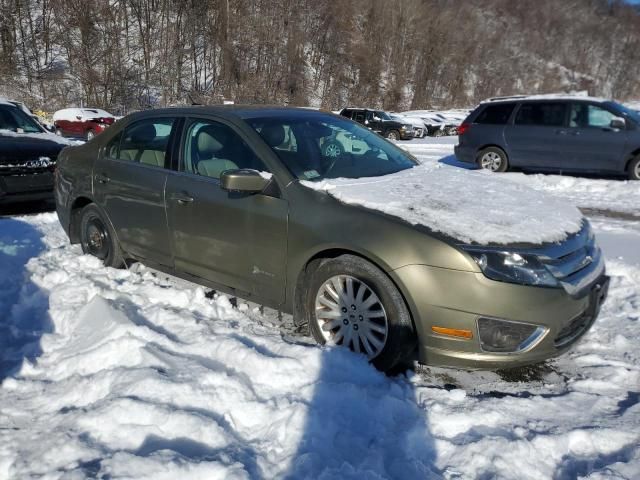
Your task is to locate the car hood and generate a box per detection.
[0,130,76,163]
[301,163,584,246]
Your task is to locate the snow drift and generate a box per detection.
[302,163,584,245]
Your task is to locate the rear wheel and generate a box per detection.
[478,147,509,172]
[306,254,416,372]
[628,156,640,180]
[322,140,343,158]
[79,204,124,268]
[385,130,400,141]
[86,130,95,141]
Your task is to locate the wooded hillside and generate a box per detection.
[1,0,639,113]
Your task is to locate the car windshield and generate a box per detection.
[604,101,640,124]
[246,113,417,181]
[0,105,44,133]
[375,111,391,120]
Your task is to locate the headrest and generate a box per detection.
[196,125,225,156]
[129,123,157,144]
[260,124,285,147]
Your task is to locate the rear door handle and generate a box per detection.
[95,173,110,184]
[171,192,194,205]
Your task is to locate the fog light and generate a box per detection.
[477,317,546,353]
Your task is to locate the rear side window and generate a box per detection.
[114,118,176,168]
[515,103,566,127]
[475,103,515,124]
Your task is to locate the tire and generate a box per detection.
[477,146,509,172]
[628,156,640,181]
[79,204,124,268]
[305,254,416,372]
[55,129,63,136]
[322,140,343,158]
[385,130,400,141]
[86,130,95,141]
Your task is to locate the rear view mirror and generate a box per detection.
[610,117,625,130]
[220,169,270,193]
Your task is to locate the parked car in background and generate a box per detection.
[340,107,413,140]
[55,106,608,372]
[388,113,426,137]
[455,94,640,180]
[0,100,71,203]
[53,108,115,140]
[402,110,460,136]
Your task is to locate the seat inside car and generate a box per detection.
[120,123,165,167]
[193,125,238,178]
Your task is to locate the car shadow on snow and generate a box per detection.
[0,218,53,382]
[283,344,440,479]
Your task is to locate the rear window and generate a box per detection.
[475,103,515,124]
[515,102,567,127]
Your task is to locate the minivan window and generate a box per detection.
[182,120,268,179]
[116,118,175,167]
[475,103,515,124]
[515,102,566,127]
[569,103,616,129]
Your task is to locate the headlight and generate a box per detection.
[477,317,546,353]
[462,248,558,287]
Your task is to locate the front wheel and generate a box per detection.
[628,156,640,180]
[385,130,400,141]
[477,147,509,172]
[306,254,416,372]
[79,204,124,268]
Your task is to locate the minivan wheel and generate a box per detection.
[628,156,640,180]
[306,254,416,373]
[478,147,509,172]
[79,204,124,268]
[385,130,400,141]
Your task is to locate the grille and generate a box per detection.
[534,222,604,298]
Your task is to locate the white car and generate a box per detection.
[389,113,426,138]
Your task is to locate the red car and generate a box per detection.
[53,108,115,140]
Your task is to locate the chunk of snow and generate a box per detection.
[302,163,584,245]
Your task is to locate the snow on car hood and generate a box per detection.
[302,163,584,245]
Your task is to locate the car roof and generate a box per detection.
[481,93,608,104]
[122,105,342,122]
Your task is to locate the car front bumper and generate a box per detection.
[392,264,609,370]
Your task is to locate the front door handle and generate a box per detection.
[95,173,110,184]
[171,192,194,205]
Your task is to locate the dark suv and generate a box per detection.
[340,108,413,140]
[455,95,640,180]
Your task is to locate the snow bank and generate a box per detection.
[302,163,584,245]
[0,213,639,479]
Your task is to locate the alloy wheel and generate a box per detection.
[324,143,342,158]
[314,275,389,359]
[480,152,503,171]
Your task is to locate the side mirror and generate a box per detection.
[75,115,82,120]
[610,117,625,130]
[220,169,270,193]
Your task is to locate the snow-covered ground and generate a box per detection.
[1,139,639,479]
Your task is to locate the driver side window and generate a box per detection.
[182,120,268,179]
